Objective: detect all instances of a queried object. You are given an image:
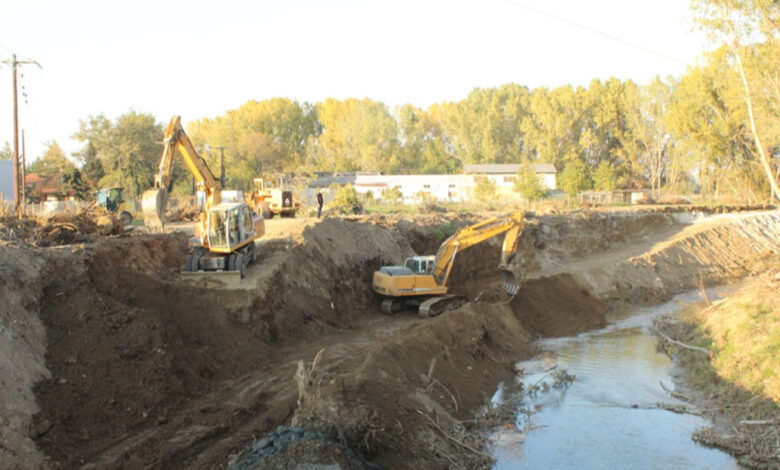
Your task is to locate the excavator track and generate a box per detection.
[381,298,404,315]
[418,295,465,318]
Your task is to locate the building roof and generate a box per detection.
[308,174,357,188]
[25,173,46,184]
[463,163,557,174]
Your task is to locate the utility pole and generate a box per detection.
[1,54,41,214]
[21,129,26,212]
[217,146,226,189]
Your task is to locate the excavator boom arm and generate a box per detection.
[143,115,220,228]
[432,209,525,287]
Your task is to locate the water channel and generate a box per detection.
[491,287,742,469]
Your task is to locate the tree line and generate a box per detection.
[20,0,780,203]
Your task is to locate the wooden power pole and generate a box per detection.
[21,129,26,211]
[1,54,40,214]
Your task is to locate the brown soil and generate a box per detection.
[1,207,777,469]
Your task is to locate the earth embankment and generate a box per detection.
[0,208,776,469]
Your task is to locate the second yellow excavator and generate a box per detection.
[372,209,525,316]
[142,116,265,279]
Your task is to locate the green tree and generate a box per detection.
[30,141,76,177]
[311,98,399,173]
[74,141,105,187]
[0,142,11,160]
[692,0,780,202]
[380,185,403,206]
[521,85,584,167]
[188,98,321,184]
[473,176,497,203]
[558,160,593,197]
[514,164,547,200]
[592,161,617,191]
[330,184,360,213]
[73,112,164,197]
[396,104,459,174]
[62,168,90,199]
[438,84,530,164]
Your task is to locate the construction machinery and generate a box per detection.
[372,209,525,317]
[141,116,264,278]
[96,187,137,225]
[248,177,300,218]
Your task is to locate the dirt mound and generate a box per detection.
[0,209,123,247]
[510,274,608,337]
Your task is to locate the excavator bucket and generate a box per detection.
[141,188,168,229]
[501,269,520,296]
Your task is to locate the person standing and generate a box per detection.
[316,192,324,218]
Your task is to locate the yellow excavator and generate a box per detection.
[141,116,265,278]
[372,209,525,317]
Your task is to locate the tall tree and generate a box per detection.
[692,0,780,202]
[396,104,459,174]
[312,98,398,172]
[558,160,593,197]
[30,141,76,177]
[73,111,164,197]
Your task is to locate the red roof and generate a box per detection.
[25,173,46,184]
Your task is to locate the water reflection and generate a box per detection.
[491,288,741,470]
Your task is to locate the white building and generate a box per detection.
[463,163,557,192]
[353,163,556,203]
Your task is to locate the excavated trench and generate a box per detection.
[1,209,778,469]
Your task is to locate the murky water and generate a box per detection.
[491,287,742,470]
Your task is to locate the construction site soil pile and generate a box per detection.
[0,210,123,246]
[1,208,777,469]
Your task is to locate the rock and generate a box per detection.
[31,418,51,439]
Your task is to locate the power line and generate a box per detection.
[0,54,42,214]
[499,0,690,65]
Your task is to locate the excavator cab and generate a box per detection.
[206,203,259,252]
[97,187,123,212]
[404,256,435,274]
[97,187,136,225]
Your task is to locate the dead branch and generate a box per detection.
[416,410,492,459]
[652,328,710,355]
[659,380,695,403]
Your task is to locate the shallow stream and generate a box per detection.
[491,287,741,469]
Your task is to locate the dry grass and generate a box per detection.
[699,277,780,403]
[654,270,780,468]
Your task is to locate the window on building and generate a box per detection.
[503,176,517,183]
[424,184,431,189]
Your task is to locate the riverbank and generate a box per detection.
[654,263,780,468]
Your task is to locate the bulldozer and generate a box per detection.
[141,116,265,279]
[372,209,525,317]
[248,177,300,219]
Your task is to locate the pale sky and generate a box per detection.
[0,0,708,163]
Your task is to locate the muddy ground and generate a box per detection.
[1,207,778,469]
